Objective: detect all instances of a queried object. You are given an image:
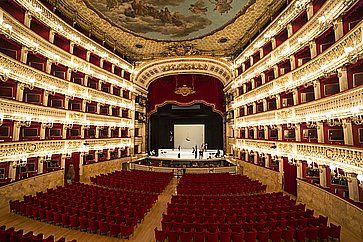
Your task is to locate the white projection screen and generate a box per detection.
[174,124,204,149]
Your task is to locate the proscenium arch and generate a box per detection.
[133,57,234,88]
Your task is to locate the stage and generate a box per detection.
[154,149,224,160]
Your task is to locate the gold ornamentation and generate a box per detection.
[174,84,196,96]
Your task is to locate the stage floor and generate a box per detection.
[155,149,224,160]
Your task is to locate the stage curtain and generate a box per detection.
[148,74,225,115]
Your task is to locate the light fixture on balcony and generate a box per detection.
[12,157,27,168]
[306,121,317,128]
[0,113,4,126]
[0,67,10,82]
[327,118,342,127]
[345,46,358,64]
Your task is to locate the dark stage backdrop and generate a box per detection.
[147,74,225,116]
[149,104,223,152]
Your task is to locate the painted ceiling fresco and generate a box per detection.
[84,0,253,41]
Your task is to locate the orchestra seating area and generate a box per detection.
[90,170,173,194]
[0,225,76,242]
[156,173,341,242]
[177,173,266,195]
[8,182,160,238]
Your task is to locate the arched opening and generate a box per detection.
[147,74,225,153]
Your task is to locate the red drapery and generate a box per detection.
[283,158,298,196]
[147,74,225,115]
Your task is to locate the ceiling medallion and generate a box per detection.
[174,76,196,96]
[166,44,199,57]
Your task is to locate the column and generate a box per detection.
[290,55,296,70]
[43,91,49,107]
[273,65,279,78]
[265,154,270,168]
[38,157,44,174]
[261,73,266,84]
[62,125,68,139]
[271,37,277,49]
[242,83,247,93]
[96,103,101,114]
[348,173,360,202]
[252,102,257,114]
[337,67,348,92]
[66,68,72,81]
[80,125,86,139]
[98,80,103,91]
[108,105,113,116]
[12,121,21,141]
[24,11,32,28]
[86,51,91,62]
[317,121,325,143]
[45,60,52,74]
[277,125,283,141]
[250,56,254,67]
[253,127,258,139]
[100,58,105,68]
[309,41,317,58]
[94,151,99,162]
[84,75,89,87]
[20,46,28,64]
[251,79,255,89]
[108,127,112,138]
[49,30,55,43]
[110,84,114,95]
[64,96,70,110]
[82,100,88,112]
[333,18,344,41]
[106,149,111,160]
[262,99,268,112]
[292,88,299,106]
[297,160,303,179]
[319,165,329,188]
[278,157,284,173]
[95,127,101,139]
[111,64,115,73]
[295,123,301,142]
[306,3,314,20]
[79,153,84,176]
[61,154,67,169]
[8,163,17,182]
[275,94,281,109]
[287,23,293,37]
[70,42,75,54]
[264,126,269,139]
[342,118,353,145]
[16,83,25,102]
[313,80,321,100]
[40,123,48,139]
[254,152,258,164]
[259,48,264,59]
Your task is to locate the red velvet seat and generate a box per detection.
[257,229,269,242]
[167,230,179,242]
[220,229,231,242]
[205,230,218,242]
[306,226,319,240]
[180,230,193,242]
[245,229,257,242]
[79,216,89,231]
[88,219,98,233]
[155,228,167,242]
[270,228,283,242]
[70,215,79,229]
[61,214,70,227]
[20,231,33,242]
[120,224,134,238]
[31,233,43,242]
[31,207,39,219]
[282,227,295,241]
[109,222,120,237]
[43,235,54,242]
[45,210,54,223]
[295,227,306,242]
[329,223,341,241]
[53,212,62,226]
[98,220,109,235]
[231,231,244,242]
[318,226,330,240]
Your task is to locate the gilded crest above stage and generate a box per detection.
[84,0,252,41]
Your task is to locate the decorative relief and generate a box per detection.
[0,138,132,162]
[135,58,233,88]
[236,139,363,173]
[1,11,133,91]
[234,21,363,107]
[0,53,132,110]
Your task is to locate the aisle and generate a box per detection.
[0,178,178,242]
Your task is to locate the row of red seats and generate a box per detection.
[155,223,341,242]
[10,182,158,239]
[91,170,173,194]
[177,173,266,195]
[0,225,76,242]
[156,173,341,242]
